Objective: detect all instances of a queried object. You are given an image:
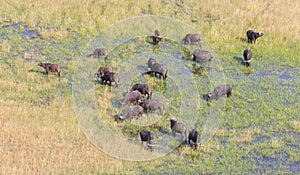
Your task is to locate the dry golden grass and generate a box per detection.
[0,40,11,56]
[39,28,75,40]
[199,140,221,153]
[270,137,283,149]
[229,127,260,143]
[97,86,112,114]
[291,120,300,133]
[0,99,127,174]
[0,0,298,40]
[229,133,253,143]
[215,127,260,143]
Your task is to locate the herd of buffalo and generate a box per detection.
[37,29,264,151]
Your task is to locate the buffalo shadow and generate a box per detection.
[233,56,245,66]
[236,36,248,43]
[28,69,47,75]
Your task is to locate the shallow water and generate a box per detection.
[1,23,40,40]
[247,150,300,174]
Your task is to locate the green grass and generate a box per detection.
[0,0,299,174]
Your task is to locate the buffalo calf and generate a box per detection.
[207,85,232,100]
[38,62,61,77]
[188,129,201,149]
[140,129,154,151]
[243,49,252,67]
[246,30,264,44]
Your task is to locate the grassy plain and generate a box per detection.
[0,0,299,174]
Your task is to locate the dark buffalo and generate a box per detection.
[170,118,188,139]
[131,83,152,99]
[101,72,119,87]
[243,49,252,67]
[207,85,232,100]
[193,49,213,63]
[246,30,264,44]
[140,129,154,151]
[151,29,162,45]
[139,99,164,115]
[120,90,143,106]
[89,48,108,59]
[38,62,61,77]
[188,129,201,149]
[94,66,113,78]
[182,33,202,46]
[147,58,168,80]
[118,105,144,120]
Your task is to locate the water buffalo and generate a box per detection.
[140,129,154,151]
[131,83,152,99]
[89,48,108,59]
[94,66,113,78]
[139,99,164,115]
[120,90,143,106]
[188,129,201,149]
[193,49,213,63]
[38,62,61,77]
[147,58,168,80]
[118,105,144,121]
[182,33,202,46]
[246,30,264,44]
[100,72,119,87]
[170,118,188,139]
[207,85,232,100]
[243,49,252,67]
